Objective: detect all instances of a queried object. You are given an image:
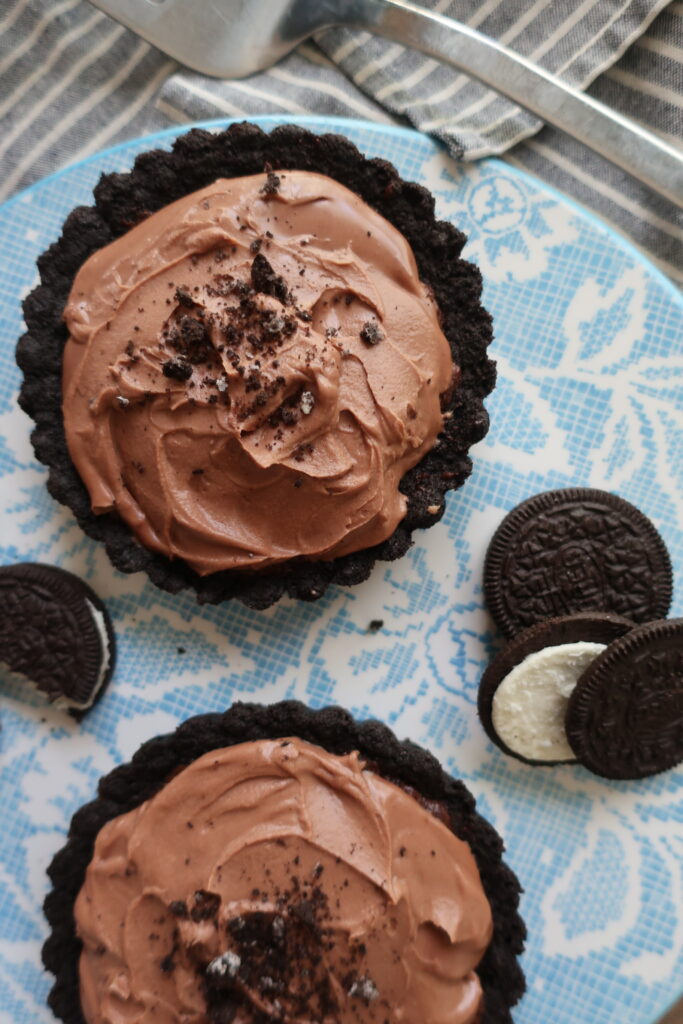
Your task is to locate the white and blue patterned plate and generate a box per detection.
[0,116,681,1024]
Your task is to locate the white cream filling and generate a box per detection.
[491,641,606,762]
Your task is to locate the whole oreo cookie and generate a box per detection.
[0,563,115,714]
[566,618,683,780]
[484,489,672,638]
[478,613,634,766]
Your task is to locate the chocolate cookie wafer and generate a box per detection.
[484,489,672,639]
[0,562,115,714]
[566,618,683,780]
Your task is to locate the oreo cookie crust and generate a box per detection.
[484,488,673,638]
[478,613,634,766]
[0,562,115,714]
[17,122,495,609]
[43,701,525,1024]
[566,619,683,780]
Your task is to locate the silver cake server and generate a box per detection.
[88,0,683,207]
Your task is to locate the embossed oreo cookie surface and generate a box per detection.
[0,563,115,712]
[566,619,683,780]
[484,489,673,639]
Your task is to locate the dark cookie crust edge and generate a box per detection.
[478,613,634,767]
[43,701,525,1024]
[566,618,683,780]
[17,122,495,609]
[484,488,673,639]
[0,562,116,716]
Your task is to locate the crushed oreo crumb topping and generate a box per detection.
[360,320,384,346]
[251,253,290,305]
[190,889,221,922]
[300,391,315,416]
[198,873,382,1024]
[178,315,213,364]
[207,951,241,979]
[162,357,192,381]
[348,976,379,1002]
[260,162,281,197]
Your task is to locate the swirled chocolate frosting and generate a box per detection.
[62,170,455,574]
[75,738,492,1024]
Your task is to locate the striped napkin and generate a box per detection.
[1,0,681,282]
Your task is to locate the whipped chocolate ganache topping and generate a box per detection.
[62,170,456,574]
[75,738,492,1024]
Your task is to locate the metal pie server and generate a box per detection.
[88,0,683,207]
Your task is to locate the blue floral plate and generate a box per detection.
[0,116,681,1024]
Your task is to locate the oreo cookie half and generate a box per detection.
[484,488,673,639]
[0,563,115,714]
[478,613,634,766]
[566,618,683,780]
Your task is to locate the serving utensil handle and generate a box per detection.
[347,0,683,206]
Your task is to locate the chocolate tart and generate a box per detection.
[17,123,494,608]
[44,701,525,1024]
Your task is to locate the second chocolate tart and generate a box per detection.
[44,701,525,1024]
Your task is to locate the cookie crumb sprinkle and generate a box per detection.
[300,391,315,415]
[360,320,384,346]
[260,162,281,197]
[162,357,192,382]
[348,976,379,1002]
[251,253,289,304]
[206,951,241,979]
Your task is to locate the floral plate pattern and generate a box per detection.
[0,116,681,1024]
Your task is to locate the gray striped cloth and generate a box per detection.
[1,0,681,283]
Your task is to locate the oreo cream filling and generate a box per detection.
[491,642,606,762]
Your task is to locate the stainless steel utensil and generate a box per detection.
[88,0,683,207]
